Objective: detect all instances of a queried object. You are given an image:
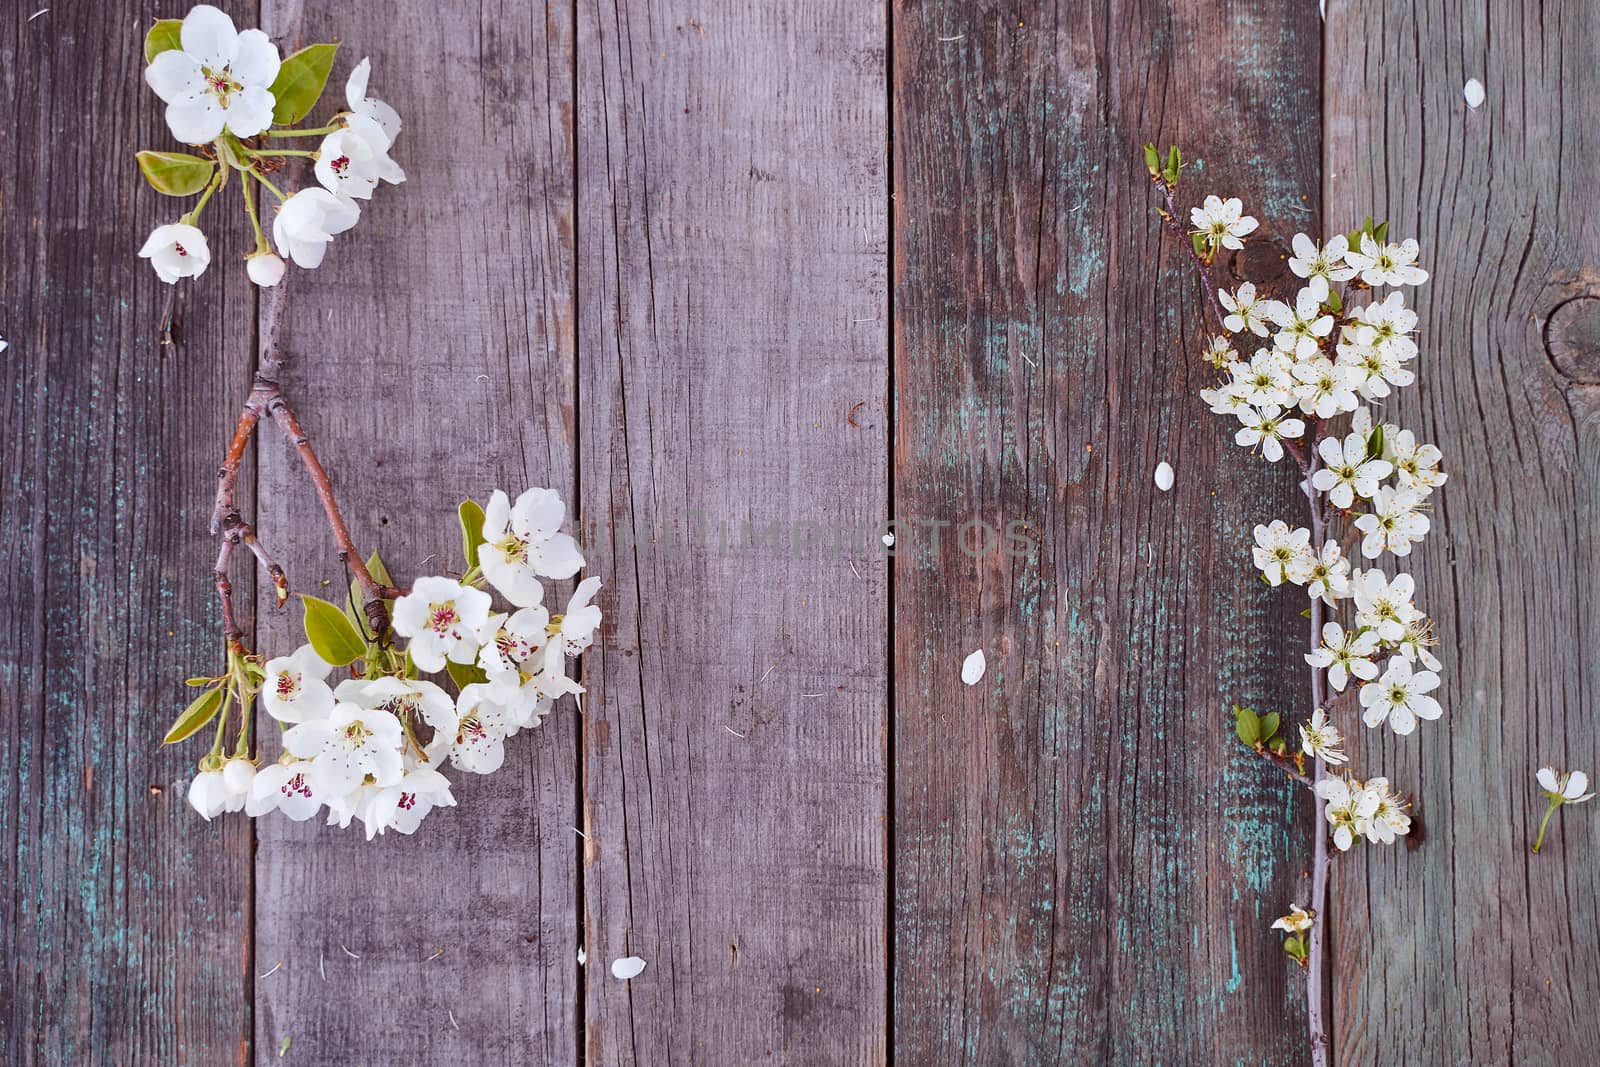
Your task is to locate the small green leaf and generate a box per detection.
[1366,425,1385,461]
[1299,607,1312,618]
[1373,219,1390,242]
[1269,735,1288,755]
[1191,232,1208,259]
[346,550,395,633]
[1164,145,1181,184]
[136,150,216,197]
[279,1034,292,1058]
[269,43,340,126]
[301,593,366,667]
[1234,705,1261,747]
[446,660,488,691]
[366,551,394,589]
[185,676,212,687]
[1143,143,1160,175]
[143,18,183,64]
[163,686,225,745]
[459,499,486,569]
[1324,287,1342,313]
[1283,935,1306,960]
[1259,712,1281,742]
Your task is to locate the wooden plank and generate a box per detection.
[574,1,889,1061]
[891,2,1321,1060]
[250,2,579,1062]
[1325,2,1600,1061]
[0,3,255,1064]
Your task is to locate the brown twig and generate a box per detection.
[1152,175,1230,335]
[1301,459,1333,1067]
[208,277,396,643]
[1254,746,1314,789]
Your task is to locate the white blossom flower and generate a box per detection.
[1287,233,1355,301]
[1351,568,1418,643]
[1234,404,1305,463]
[1345,290,1419,359]
[188,768,231,820]
[1354,486,1430,558]
[283,700,406,793]
[1359,655,1442,735]
[1252,520,1312,587]
[1538,767,1595,804]
[1269,288,1335,360]
[1199,381,1252,417]
[1299,707,1348,765]
[1312,432,1393,509]
[1271,904,1316,934]
[435,682,523,774]
[246,252,286,288]
[1291,357,1360,419]
[1316,775,1375,851]
[479,488,586,605]
[1202,335,1239,368]
[1220,282,1272,336]
[314,115,406,201]
[335,675,456,739]
[1227,349,1296,408]
[1296,540,1352,605]
[1345,233,1429,287]
[477,606,551,680]
[554,577,604,655]
[1336,341,1412,399]
[262,644,335,724]
[392,575,493,672]
[1396,615,1443,672]
[1359,778,1412,843]
[143,4,280,143]
[246,759,326,820]
[138,223,211,284]
[221,757,256,806]
[1190,195,1259,250]
[1305,621,1379,692]
[356,761,456,839]
[1388,430,1448,493]
[272,188,361,270]
[345,57,403,146]
[527,639,586,702]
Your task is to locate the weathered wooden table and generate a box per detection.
[3,1,1596,1063]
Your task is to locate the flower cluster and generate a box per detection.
[179,488,601,838]
[1190,205,1449,842]
[137,5,403,287]
[1314,774,1412,850]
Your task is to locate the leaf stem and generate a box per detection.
[182,165,229,227]
[252,169,289,203]
[247,148,319,159]
[264,120,345,138]
[241,175,269,255]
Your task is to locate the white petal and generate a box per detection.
[1567,771,1590,799]
[166,96,226,145]
[610,956,647,980]
[346,56,372,111]
[230,29,281,86]
[1154,461,1174,492]
[144,50,204,103]
[225,85,275,139]
[1463,78,1485,109]
[961,649,986,686]
[180,4,239,67]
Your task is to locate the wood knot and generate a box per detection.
[1544,296,1600,383]
[1226,238,1295,295]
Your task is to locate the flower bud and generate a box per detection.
[222,758,257,797]
[247,252,287,288]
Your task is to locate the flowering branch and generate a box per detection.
[146,6,606,839]
[1148,143,1448,1067]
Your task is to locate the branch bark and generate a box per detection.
[1303,466,1332,1067]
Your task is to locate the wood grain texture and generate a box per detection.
[249,2,580,1063]
[1325,2,1600,1062]
[0,3,255,1064]
[574,0,889,1061]
[891,1,1321,1061]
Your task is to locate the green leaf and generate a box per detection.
[1366,425,1385,461]
[1269,735,1288,755]
[1283,935,1306,960]
[1164,145,1181,184]
[136,150,216,197]
[301,593,366,667]
[1259,712,1281,742]
[279,1034,292,1058]
[446,660,488,691]
[366,551,394,588]
[1143,143,1160,175]
[269,43,340,126]
[346,551,395,633]
[143,18,183,64]
[1191,232,1208,259]
[459,499,486,569]
[1324,287,1342,313]
[163,686,225,745]
[185,676,212,687]
[1233,705,1260,747]
[1373,219,1390,243]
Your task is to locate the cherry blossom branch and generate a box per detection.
[1254,746,1314,788]
[1152,174,1229,334]
[1302,457,1332,1067]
